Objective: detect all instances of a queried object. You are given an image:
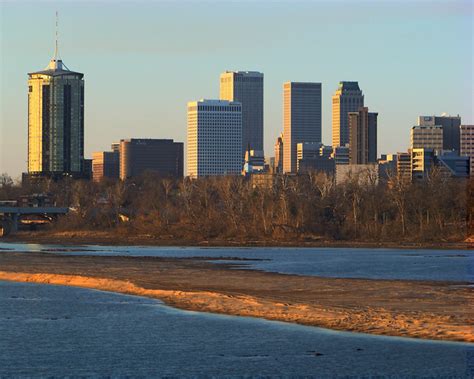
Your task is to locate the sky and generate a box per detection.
[0,0,473,179]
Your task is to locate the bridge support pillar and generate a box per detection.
[10,213,18,234]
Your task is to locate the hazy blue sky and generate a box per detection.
[1,0,473,178]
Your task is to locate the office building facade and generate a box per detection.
[92,151,120,182]
[332,81,364,147]
[28,54,84,178]
[410,125,443,151]
[219,71,263,157]
[460,125,474,175]
[418,115,461,152]
[348,107,378,164]
[274,133,284,174]
[119,139,183,180]
[283,82,322,173]
[332,146,350,166]
[187,99,242,178]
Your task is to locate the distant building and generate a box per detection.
[274,133,284,174]
[436,152,470,178]
[460,125,474,175]
[283,82,322,173]
[28,45,84,179]
[378,154,397,181]
[418,115,461,152]
[82,159,92,180]
[332,146,350,165]
[242,149,266,175]
[411,148,435,180]
[348,107,378,164]
[187,99,242,178]
[335,164,379,185]
[396,152,412,183]
[332,81,364,147]
[296,142,335,175]
[119,139,183,180]
[410,125,443,152]
[220,71,263,157]
[92,151,119,182]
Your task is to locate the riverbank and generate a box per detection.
[0,251,472,343]
[2,230,473,250]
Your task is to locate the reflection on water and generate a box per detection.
[0,281,473,377]
[1,242,473,282]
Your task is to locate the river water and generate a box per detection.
[1,281,473,377]
[1,242,473,376]
[1,242,473,281]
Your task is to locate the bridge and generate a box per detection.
[0,206,69,236]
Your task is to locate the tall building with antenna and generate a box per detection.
[27,13,85,179]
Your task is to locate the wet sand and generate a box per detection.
[0,251,473,343]
[4,230,473,250]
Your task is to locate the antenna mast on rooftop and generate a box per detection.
[54,11,59,60]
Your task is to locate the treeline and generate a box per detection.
[0,171,471,243]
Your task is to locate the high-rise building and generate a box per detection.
[28,40,84,178]
[418,115,461,152]
[92,151,120,182]
[410,125,443,151]
[274,133,284,174]
[283,82,322,173]
[460,125,474,175]
[187,99,242,178]
[219,71,263,157]
[332,82,364,147]
[348,107,378,164]
[119,139,183,180]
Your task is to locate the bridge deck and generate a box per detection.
[0,207,69,215]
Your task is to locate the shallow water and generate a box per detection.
[1,281,473,377]
[1,242,473,282]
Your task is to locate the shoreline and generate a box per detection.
[2,230,473,250]
[0,252,472,343]
[0,272,472,345]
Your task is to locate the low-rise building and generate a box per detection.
[120,139,184,180]
[335,163,379,185]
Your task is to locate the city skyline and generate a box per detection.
[1,1,473,178]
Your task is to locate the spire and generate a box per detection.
[54,11,59,60]
[47,11,64,71]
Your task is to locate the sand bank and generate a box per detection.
[0,252,472,343]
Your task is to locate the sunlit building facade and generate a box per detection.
[187,100,242,178]
[332,82,364,147]
[220,71,263,157]
[28,56,84,178]
[410,125,443,152]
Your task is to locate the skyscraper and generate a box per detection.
[187,100,242,178]
[283,82,322,173]
[219,71,263,157]
[332,82,364,147]
[348,107,378,164]
[28,24,84,178]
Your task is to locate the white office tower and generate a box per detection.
[187,100,242,178]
